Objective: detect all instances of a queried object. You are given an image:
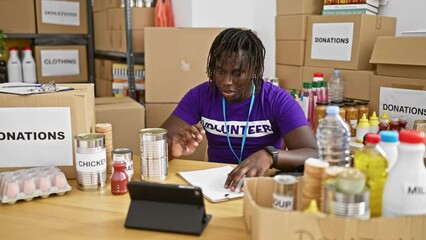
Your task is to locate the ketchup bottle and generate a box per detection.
[111,161,129,195]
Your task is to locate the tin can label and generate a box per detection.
[273,193,294,210]
[76,150,107,173]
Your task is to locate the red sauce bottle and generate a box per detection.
[398,116,408,130]
[378,119,389,132]
[389,117,400,131]
[111,161,129,195]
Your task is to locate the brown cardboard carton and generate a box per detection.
[106,8,154,31]
[95,97,145,154]
[370,36,426,79]
[35,0,88,34]
[244,177,426,240]
[95,58,114,80]
[370,75,426,115]
[93,0,121,12]
[93,11,110,51]
[275,65,303,90]
[0,84,96,179]
[276,40,305,66]
[303,66,372,100]
[95,77,113,97]
[0,0,36,33]
[110,29,145,53]
[145,27,224,103]
[276,15,309,41]
[305,15,396,70]
[145,103,207,161]
[35,45,88,83]
[276,0,323,15]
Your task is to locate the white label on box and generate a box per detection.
[380,87,426,129]
[0,108,73,168]
[41,0,80,26]
[41,49,80,77]
[311,22,354,61]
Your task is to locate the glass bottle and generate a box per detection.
[354,133,388,217]
[356,100,370,120]
[314,101,328,133]
[389,117,400,131]
[345,101,358,137]
[378,118,389,132]
[382,130,426,217]
[111,161,129,195]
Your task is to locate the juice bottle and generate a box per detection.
[354,133,388,217]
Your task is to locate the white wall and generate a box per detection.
[378,0,426,35]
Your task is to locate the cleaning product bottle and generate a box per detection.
[382,130,426,217]
[354,133,388,217]
[7,47,22,82]
[21,47,37,84]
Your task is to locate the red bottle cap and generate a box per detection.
[399,130,425,144]
[9,47,19,51]
[313,72,324,78]
[22,46,32,51]
[365,133,380,144]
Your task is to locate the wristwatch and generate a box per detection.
[264,146,279,169]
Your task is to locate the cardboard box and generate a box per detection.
[95,58,114,80]
[370,75,426,115]
[303,66,372,100]
[0,84,96,179]
[145,27,224,103]
[370,36,426,79]
[0,0,36,33]
[92,0,121,12]
[93,11,110,51]
[35,0,88,34]
[110,29,145,53]
[276,41,305,66]
[305,15,396,70]
[276,0,323,15]
[95,77,113,97]
[145,103,207,161]
[244,177,426,240]
[95,97,145,154]
[106,7,154,31]
[276,15,309,41]
[35,45,88,83]
[275,65,303,90]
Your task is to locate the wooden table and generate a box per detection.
[0,160,250,240]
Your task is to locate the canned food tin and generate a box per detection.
[272,175,298,211]
[112,148,133,180]
[139,128,168,181]
[74,133,107,191]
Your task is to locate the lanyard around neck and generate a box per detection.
[222,85,256,164]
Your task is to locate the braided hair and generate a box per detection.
[206,28,265,95]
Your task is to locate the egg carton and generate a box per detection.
[0,166,72,204]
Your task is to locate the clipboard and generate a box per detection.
[177,166,244,203]
[124,181,212,235]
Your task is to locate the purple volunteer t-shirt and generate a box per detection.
[172,80,308,164]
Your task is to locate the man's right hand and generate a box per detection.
[170,123,205,157]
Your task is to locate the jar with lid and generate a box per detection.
[314,102,328,132]
[345,102,358,137]
[356,100,370,121]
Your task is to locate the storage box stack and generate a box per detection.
[322,0,380,16]
[92,0,155,53]
[95,58,114,97]
[369,36,426,129]
[34,0,89,83]
[0,0,36,34]
[144,28,225,161]
[275,0,323,91]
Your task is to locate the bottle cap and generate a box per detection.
[313,72,324,78]
[381,111,390,121]
[333,69,340,75]
[303,82,312,88]
[22,46,31,51]
[326,106,339,115]
[379,130,398,143]
[369,111,378,121]
[9,47,19,51]
[365,133,380,144]
[357,113,370,128]
[399,130,425,144]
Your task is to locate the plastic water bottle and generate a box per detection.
[353,133,388,217]
[316,106,351,167]
[378,130,399,172]
[21,47,37,84]
[382,130,426,217]
[7,47,23,82]
[328,69,344,102]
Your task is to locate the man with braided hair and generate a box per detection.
[161,28,318,192]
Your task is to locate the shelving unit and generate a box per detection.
[94,0,142,100]
[4,0,95,84]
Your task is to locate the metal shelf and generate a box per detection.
[5,33,89,39]
[94,50,145,64]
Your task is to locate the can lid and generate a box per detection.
[75,133,105,148]
[112,148,133,155]
[139,128,168,141]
